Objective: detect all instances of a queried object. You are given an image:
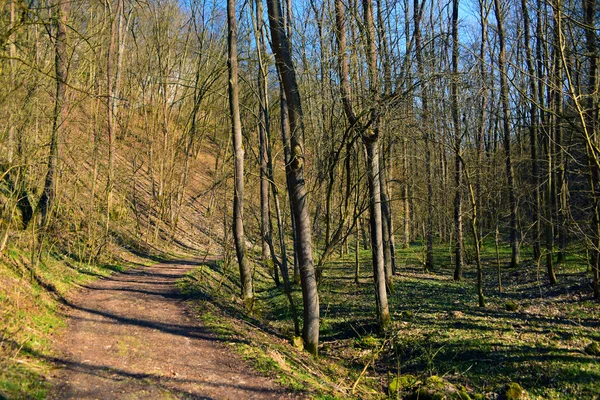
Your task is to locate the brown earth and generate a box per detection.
[47,260,301,399]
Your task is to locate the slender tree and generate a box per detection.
[452,0,464,281]
[38,0,70,227]
[413,0,434,271]
[582,0,599,297]
[228,0,254,308]
[521,0,542,262]
[334,0,390,330]
[493,0,519,268]
[266,0,320,355]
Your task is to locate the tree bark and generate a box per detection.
[38,0,70,227]
[552,3,567,266]
[266,0,319,355]
[105,0,125,237]
[413,0,434,271]
[583,0,599,298]
[493,0,519,268]
[521,0,541,261]
[451,0,464,281]
[253,0,277,286]
[403,137,411,248]
[363,0,391,328]
[334,0,390,331]
[228,0,254,308]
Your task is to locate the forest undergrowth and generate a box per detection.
[178,240,600,400]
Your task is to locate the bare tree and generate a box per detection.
[266,0,320,354]
[38,0,70,227]
[493,0,519,268]
[228,0,254,308]
[451,0,464,281]
[334,0,390,331]
[413,0,434,271]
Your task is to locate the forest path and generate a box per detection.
[47,260,297,399]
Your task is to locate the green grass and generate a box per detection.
[180,240,600,399]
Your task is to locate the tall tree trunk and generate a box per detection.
[403,137,411,248]
[377,0,396,278]
[380,149,394,289]
[521,0,541,261]
[266,0,319,355]
[105,0,125,237]
[363,0,391,327]
[334,0,390,331]
[7,0,16,166]
[451,0,464,281]
[228,0,254,308]
[39,0,69,227]
[476,0,489,249]
[552,3,567,266]
[493,0,519,268]
[548,5,561,283]
[280,89,300,284]
[254,0,298,333]
[413,0,434,271]
[254,0,277,286]
[582,0,599,298]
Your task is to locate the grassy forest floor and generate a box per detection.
[1,237,598,399]
[178,240,600,399]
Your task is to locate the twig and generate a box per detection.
[351,337,388,394]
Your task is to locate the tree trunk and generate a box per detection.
[462,157,485,307]
[583,0,599,298]
[228,0,254,308]
[254,0,277,286]
[266,0,319,355]
[413,0,434,271]
[552,5,567,266]
[476,0,489,249]
[493,0,519,268]
[364,0,391,329]
[451,0,464,281]
[38,0,70,227]
[403,137,411,248]
[380,150,394,289]
[365,137,391,329]
[521,0,541,261]
[334,0,390,331]
[105,0,125,237]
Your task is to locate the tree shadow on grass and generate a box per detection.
[394,338,599,395]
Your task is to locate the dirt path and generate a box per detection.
[47,260,299,399]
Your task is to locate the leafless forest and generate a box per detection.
[1,0,599,398]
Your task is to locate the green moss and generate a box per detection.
[502,382,524,400]
[292,336,304,350]
[388,374,419,395]
[505,301,519,311]
[356,335,380,349]
[458,388,472,400]
[405,376,470,400]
